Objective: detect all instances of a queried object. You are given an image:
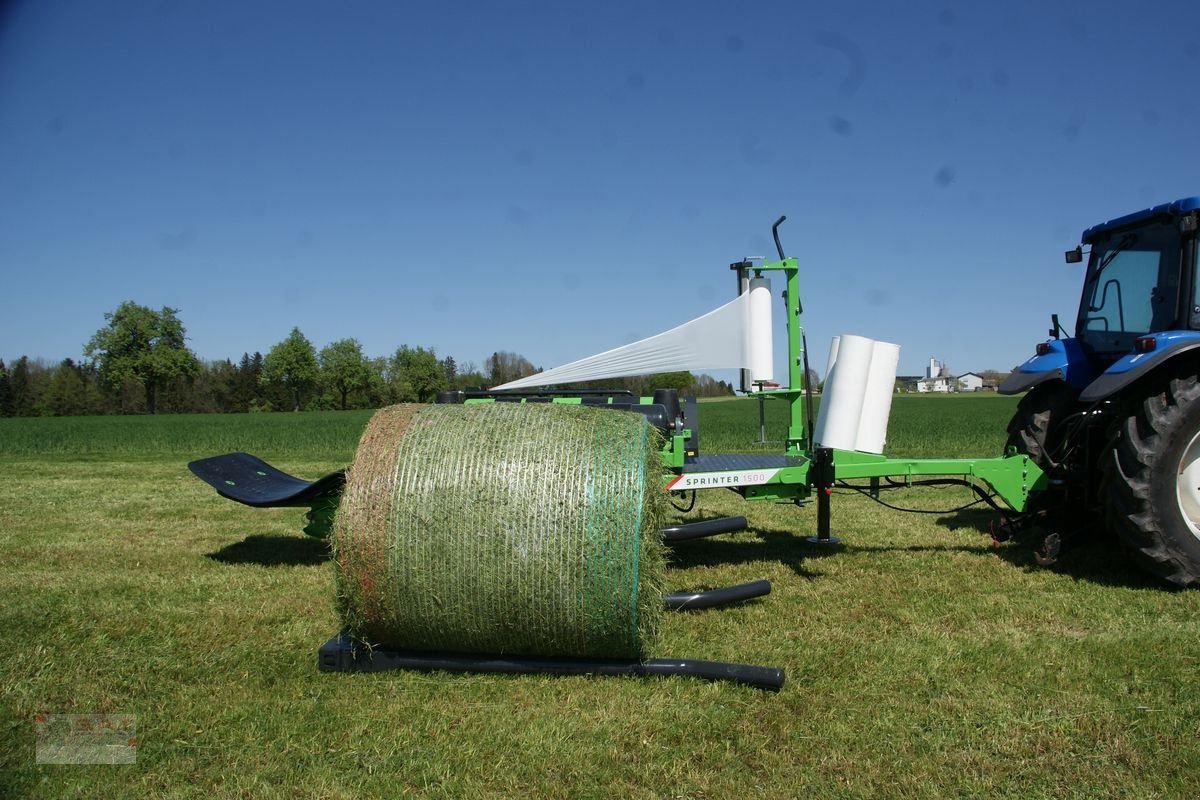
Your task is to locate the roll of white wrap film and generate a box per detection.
[493,278,775,390]
[813,334,901,454]
[747,277,774,382]
[824,336,841,382]
[855,340,901,454]
[812,334,874,451]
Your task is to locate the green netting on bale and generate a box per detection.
[333,402,667,659]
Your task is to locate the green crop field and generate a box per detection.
[3,397,1200,798]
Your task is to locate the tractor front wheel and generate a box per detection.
[1005,381,1079,470]
[1105,368,1200,587]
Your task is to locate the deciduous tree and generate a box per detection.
[262,328,319,411]
[84,302,199,414]
[319,338,371,410]
[389,345,447,403]
[485,351,536,386]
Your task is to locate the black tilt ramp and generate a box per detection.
[188,452,345,508]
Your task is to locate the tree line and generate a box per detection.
[0,301,736,417]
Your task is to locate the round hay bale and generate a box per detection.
[333,402,666,658]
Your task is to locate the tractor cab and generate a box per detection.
[1075,199,1199,368]
[1001,196,1200,400]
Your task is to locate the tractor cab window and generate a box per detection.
[1078,220,1180,354]
[1192,237,1200,328]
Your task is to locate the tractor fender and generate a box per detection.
[1080,332,1200,402]
[998,338,1092,395]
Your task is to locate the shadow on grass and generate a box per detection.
[206,534,330,567]
[933,507,998,533]
[935,509,1165,591]
[666,518,844,579]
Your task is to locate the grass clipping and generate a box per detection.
[333,402,667,659]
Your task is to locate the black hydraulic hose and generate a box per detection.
[660,515,748,542]
[841,478,1005,515]
[802,332,816,447]
[664,580,771,610]
[669,490,697,513]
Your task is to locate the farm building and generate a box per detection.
[914,357,952,393]
[956,372,984,391]
[907,359,984,393]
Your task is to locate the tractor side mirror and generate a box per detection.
[1065,246,1083,264]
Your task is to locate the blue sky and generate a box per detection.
[2,0,1198,382]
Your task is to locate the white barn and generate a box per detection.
[956,372,984,392]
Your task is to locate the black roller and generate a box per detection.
[600,402,670,435]
[660,515,748,542]
[318,632,784,691]
[435,391,464,404]
[664,580,771,610]
[652,389,681,425]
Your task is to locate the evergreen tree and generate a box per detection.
[9,356,33,416]
[232,352,265,411]
[0,359,10,417]
[440,355,457,387]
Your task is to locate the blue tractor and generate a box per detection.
[1000,196,1200,586]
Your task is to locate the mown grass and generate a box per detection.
[3,398,1200,798]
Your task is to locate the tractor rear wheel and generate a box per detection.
[1105,368,1200,587]
[1005,381,1079,470]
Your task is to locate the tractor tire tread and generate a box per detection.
[1104,366,1200,587]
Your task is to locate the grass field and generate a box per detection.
[3,396,1200,798]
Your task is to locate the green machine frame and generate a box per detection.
[460,216,1045,542]
[652,216,1044,540]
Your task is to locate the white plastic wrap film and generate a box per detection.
[747,277,774,382]
[812,334,874,451]
[854,340,901,454]
[825,336,841,377]
[494,287,763,390]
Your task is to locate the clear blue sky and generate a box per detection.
[2,1,1198,382]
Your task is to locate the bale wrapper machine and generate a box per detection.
[188,217,1045,691]
[431,216,1044,541]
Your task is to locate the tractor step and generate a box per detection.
[317,631,784,691]
[660,515,748,542]
[188,452,345,508]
